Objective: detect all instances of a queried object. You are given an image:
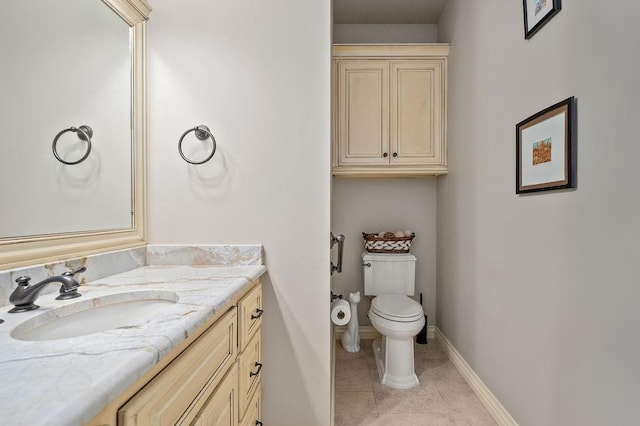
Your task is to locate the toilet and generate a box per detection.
[364,252,424,389]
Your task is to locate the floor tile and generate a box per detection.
[369,412,457,426]
[418,358,469,388]
[440,387,497,426]
[372,380,449,415]
[335,358,374,392]
[414,341,448,360]
[334,338,497,426]
[334,391,379,425]
[336,339,374,361]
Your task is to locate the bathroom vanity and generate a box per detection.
[102,278,263,426]
[0,246,266,426]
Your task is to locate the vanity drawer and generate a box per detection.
[238,331,262,416]
[190,363,238,426]
[118,307,237,426]
[238,283,263,352]
[239,386,261,426]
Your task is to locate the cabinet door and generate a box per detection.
[238,331,262,417]
[390,60,444,166]
[238,283,262,352]
[191,364,238,426]
[118,308,237,426]
[336,60,389,165]
[239,387,261,426]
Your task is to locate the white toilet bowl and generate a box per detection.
[368,294,425,389]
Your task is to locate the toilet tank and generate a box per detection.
[362,252,416,296]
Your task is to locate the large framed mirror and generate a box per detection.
[0,0,151,270]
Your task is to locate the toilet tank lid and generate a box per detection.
[362,252,416,261]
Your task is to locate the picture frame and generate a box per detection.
[516,97,576,194]
[523,0,561,39]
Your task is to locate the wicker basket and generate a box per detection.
[362,232,415,254]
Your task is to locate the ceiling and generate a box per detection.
[333,0,448,24]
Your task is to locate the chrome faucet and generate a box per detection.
[8,267,85,313]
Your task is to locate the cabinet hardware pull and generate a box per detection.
[362,263,371,267]
[383,152,388,157]
[250,362,263,377]
[251,309,264,320]
[256,421,263,426]
[392,152,398,157]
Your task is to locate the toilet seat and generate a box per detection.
[370,295,423,323]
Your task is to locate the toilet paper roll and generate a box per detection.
[330,299,351,326]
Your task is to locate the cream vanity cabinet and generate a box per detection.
[332,44,449,177]
[90,281,263,426]
[237,283,263,426]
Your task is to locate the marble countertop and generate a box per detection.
[0,264,266,426]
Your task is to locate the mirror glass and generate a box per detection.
[0,0,132,239]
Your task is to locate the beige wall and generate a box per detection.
[331,178,437,327]
[333,24,437,43]
[147,1,331,424]
[437,1,640,424]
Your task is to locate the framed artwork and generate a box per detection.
[516,97,576,194]
[523,0,561,39]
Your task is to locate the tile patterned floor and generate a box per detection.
[334,339,497,426]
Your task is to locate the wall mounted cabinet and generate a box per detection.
[332,44,449,177]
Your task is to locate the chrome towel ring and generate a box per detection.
[52,125,93,165]
[178,125,217,165]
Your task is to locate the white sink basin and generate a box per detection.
[11,290,179,341]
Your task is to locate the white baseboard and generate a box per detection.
[334,325,435,340]
[435,327,519,426]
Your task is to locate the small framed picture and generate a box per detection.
[523,0,561,39]
[516,97,576,194]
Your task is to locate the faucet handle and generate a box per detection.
[62,266,86,277]
[57,268,83,300]
[15,276,31,286]
[57,286,81,300]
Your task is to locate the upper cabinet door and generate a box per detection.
[332,44,449,177]
[390,60,443,166]
[336,60,389,165]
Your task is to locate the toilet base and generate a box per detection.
[372,338,419,389]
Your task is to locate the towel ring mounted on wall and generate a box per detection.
[178,125,217,165]
[52,125,93,165]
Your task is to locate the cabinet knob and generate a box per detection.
[393,152,398,157]
[383,153,388,158]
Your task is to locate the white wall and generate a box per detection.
[147,1,331,424]
[0,0,131,237]
[333,24,437,43]
[331,178,437,327]
[437,1,640,424]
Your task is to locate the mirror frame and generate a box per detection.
[0,0,151,271]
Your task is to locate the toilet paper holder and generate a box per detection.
[330,295,351,326]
